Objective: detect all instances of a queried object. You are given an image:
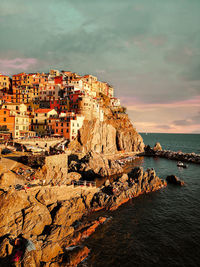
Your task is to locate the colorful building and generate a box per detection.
[31,108,58,136]
[49,112,84,140]
[0,74,10,91]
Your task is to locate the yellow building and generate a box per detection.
[2,103,28,114]
[32,108,58,136]
[0,74,10,91]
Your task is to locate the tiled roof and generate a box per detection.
[35,108,54,113]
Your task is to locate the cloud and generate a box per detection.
[0,58,38,73]
[155,125,173,130]
[173,120,192,126]
[173,111,200,126]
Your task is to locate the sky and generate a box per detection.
[0,0,200,133]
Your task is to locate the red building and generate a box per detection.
[54,76,63,85]
[50,99,61,112]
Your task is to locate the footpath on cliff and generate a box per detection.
[0,100,169,266]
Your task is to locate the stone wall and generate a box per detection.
[36,154,68,185]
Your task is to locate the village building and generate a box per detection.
[31,108,57,136]
[110,97,121,107]
[39,84,61,101]
[2,103,28,115]
[49,112,84,141]
[0,108,33,139]
[0,74,11,91]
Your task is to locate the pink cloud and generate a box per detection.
[0,58,37,73]
[121,95,200,110]
[123,96,200,133]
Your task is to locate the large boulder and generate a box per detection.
[166,175,184,186]
[153,142,162,151]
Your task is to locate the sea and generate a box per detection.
[79,133,200,267]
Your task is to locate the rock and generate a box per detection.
[0,189,30,237]
[119,174,128,183]
[64,246,90,267]
[53,198,86,226]
[79,152,124,177]
[68,114,144,154]
[0,237,13,258]
[105,179,110,186]
[41,242,63,262]
[166,175,185,186]
[92,167,167,210]
[0,171,16,189]
[153,142,162,151]
[67,172,81,182]
[22,203,52,237]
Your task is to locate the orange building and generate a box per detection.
[12,73,26,89]
[2,92,17,103]
[0,109,15,137]
[49,116,71,139]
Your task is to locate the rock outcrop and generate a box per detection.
[0,171,17,189]
[68,110,144,154]
[166,175,185,186]
[68,152,124,178]
[92,167,167,210]
[0,185,99,266]
[153,142,162,151]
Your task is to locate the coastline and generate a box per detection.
[0,148,166,266]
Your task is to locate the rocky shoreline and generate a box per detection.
[0,150,167,266]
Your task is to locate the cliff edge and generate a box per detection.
[68,103,144,154]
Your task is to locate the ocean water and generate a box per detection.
[79,134,200,267]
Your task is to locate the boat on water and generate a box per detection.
[177,161,187,168]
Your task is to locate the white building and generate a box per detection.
[70,115,85,140]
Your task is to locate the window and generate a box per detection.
[56,129,58,133]
[3,118,6,122]
[66,129,69,133]
[4,111,6,114]
[16,126,19,130]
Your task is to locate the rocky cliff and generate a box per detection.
[68,107,144,154]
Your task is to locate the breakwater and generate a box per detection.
[141,149,200,164]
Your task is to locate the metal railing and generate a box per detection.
[72,180,96,187]
[13,137,64,142]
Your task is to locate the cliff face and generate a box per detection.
[69,110,144,154]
